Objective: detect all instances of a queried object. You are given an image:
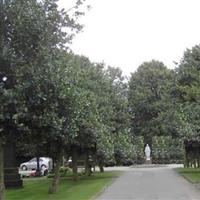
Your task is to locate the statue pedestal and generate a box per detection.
[145,158,152,165]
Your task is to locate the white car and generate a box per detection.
[20,157,53,171]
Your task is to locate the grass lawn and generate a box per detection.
[176,168,200,183]
[6,171,121,200]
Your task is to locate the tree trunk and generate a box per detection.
[99,164,104,173]
[197,148,200,168]
[92,155,96,172]
[197,158,200,168]
[0,141,5,200]
[84,150,91,176]
[48,148,63,194]
[93,165,95,172]
[72,146,78,181]
[35,156,41,176]
[52,159,55,173]
[184,149,189,168]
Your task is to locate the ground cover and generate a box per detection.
[176,168,200,183]
[6,171,120,200]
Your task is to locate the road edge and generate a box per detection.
[90,171,124,200]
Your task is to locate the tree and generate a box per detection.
[128,60,174,144]
[174,45,200,139]
[114,130,134,165]
[0,0,85,197]
[64,56,106,177]
[65,57,131,171]
[165,45,200,167]
[96,125,115,172]
[103,67,132,165]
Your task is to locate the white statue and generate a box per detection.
[145,144,151,161]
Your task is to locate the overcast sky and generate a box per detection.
[59,0,200,76]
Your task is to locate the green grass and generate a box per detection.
[176,168,200,183]
[6,171,121,200]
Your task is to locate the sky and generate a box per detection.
[58,0,200,76]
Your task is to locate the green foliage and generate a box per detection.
[174,45,200,139]
[152,136,183,164]
[96,125,115,166]
[0,0,88,196]
[47,167,72,178]
[128,59,190,164]
[132,136,145,164]
[114,131,135,165]
[0,0,85,145]
[170,139,184,163]
[128,60,174,143]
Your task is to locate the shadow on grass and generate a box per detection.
[6,171,121,200]
[47,171,121,180]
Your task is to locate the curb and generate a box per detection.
[174,168,200,188]
[174,168,199,184]
[175,170,200,191]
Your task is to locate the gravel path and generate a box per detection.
[95,166,200,200]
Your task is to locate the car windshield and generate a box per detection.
[29,158,36,162]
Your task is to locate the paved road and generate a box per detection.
[96,166,200,200]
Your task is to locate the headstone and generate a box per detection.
[4,144,23,188]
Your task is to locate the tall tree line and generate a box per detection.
[1,0,200,199]
[0,0,131,197]
[128,46,200,164]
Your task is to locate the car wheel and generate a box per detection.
[41,164,47,170]
[43,169,48,176]
[22,165,28,170]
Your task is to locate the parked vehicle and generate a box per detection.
[19,166,49,177]
[20,157,53,172]
[65,157,72,168]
